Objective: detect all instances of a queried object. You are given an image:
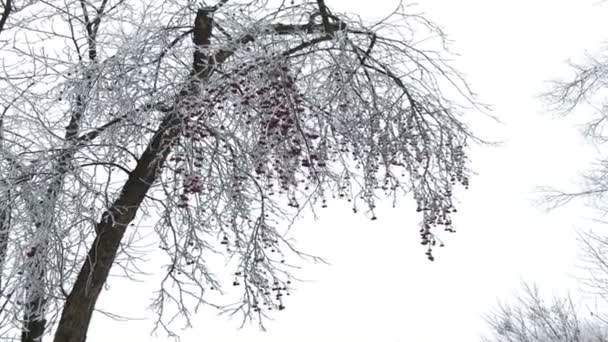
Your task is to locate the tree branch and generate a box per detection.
[191,9,214,79]
[0,0,11,36]
[315,0,332,33]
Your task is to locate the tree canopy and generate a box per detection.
[0,0,478,341]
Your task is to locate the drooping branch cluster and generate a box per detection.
[0,0,480,338]
[148,3,476,326]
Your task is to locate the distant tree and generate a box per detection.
[541,47,608,212]
[538,1,608,328]
[569,229,608,324]
[539,3,608,213]
[0,0,480,341]
[481,283,608,342]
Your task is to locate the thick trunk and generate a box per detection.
[52,111,180,342]
[52,10,216,341]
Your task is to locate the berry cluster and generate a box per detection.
[170,57,327,209]
[244,277,291,313]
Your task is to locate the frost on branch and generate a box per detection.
[151,1,477,328]
[0,0,480,337]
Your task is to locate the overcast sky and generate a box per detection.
[88,1,608,341]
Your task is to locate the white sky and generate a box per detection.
[88,0,608,341]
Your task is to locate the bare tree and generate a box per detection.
[482,283,608,342]
[541,45,608,210]
[537,2,608,332]
[0,0,481,341]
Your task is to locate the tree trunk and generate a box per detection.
[52,109,180,342]
[21,231,47,342]
[21,298,46,342]
[52,10,218,341]
[0,190,9,289]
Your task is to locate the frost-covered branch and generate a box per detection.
[482,283,608,342]
[0,0,481,340]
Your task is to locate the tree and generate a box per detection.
[541,48,608,212]
[481,283,608,342]
[537,1,608,330]
[0,0,479,341]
